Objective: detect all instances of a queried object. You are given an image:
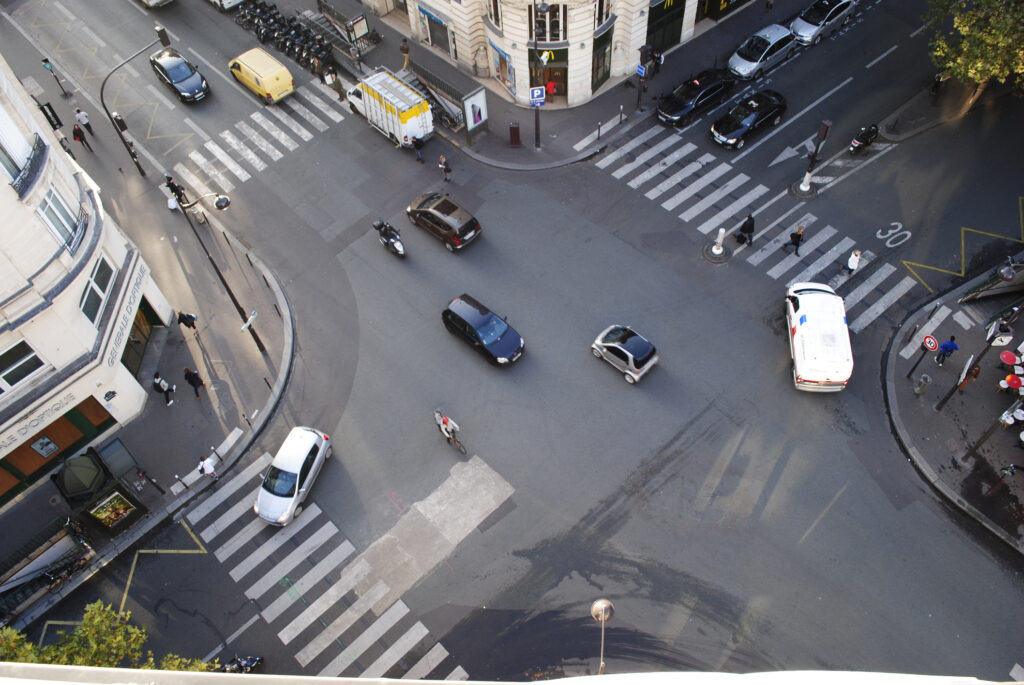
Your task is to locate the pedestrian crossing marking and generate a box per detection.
[661,162,730,211]
[361,621,430,677]
[187,452,271,526]
[695,183,769,235]
[201,496,256,543]
[172,163,217,204]
[787,234,853,285]
[317,599,410,676]
[260,545,363,621]
[244,524,347,600]
[679,172,749,222]
[767,225,837,279]
[205,140,251,182]
[219,129,268,172]
[228,507,322,581]
[897,301,950,358]
[611,130,680,179]
[285,99,329,132]
[251,111,298,151]
[848,263,897,310]
[188,149,235,192]
[747,214,817,266]
[215,512,286,563]
[266,105,314,142]
[297,581,393,668]
[278,557,373,645]
[595,125,662,169]
[298,84,345,123]
[849,276,917,333]
[828,250,875,290]
[628,142,695,189]
[447,666,470,680]
[645,153,714,200]
[236,120,284,161]
[403,642,449,679]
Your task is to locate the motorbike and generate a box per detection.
[848,124,878,155]
[373,220,405,258]
[219,655,264,673]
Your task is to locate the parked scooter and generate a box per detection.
[848,124,878,155]
[218,655,264,673]
[373,220,405,258]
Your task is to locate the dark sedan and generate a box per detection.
[442,294,524,367]
[407,193,482,251]
[149,48,209,103]
[656,70,736,126]
[710,89,786,149]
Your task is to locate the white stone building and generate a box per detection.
[0,56,172,504]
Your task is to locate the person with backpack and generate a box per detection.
[153,372,175,406]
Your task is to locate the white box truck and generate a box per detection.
[347,69,434,147]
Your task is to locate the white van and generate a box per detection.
[784,282,853,392]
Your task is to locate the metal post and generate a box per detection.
[535,106,540,149]
[935,354,974,411]
[905,344,929,379]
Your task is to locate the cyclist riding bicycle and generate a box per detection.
[433,410,460,443]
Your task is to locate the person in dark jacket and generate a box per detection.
[184,367,205,400]
[411,136,425,163]
[738,213,755,246]
[781,225,805,256]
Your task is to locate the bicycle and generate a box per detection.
[433,409,466,455]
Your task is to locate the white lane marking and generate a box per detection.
[679,173,749,222]
[573,113,628,151]
[213,516,267,562]
[403,643,450,680]
[261,546,362,623]
[849,276,917,333]
[172,163,216,203]
[236,120,283,161]
[595,125,662,169]
[952,310,975,330]
[661,162,730,211]
[200,497,255,543]
[201,613,260,663]
[183,116,210,141]
[285,97,329,131]
[611,130,680,179]
[766,225,837,279]
[645,153,714,200]
[733,77,853,164]
[228,507,321,581]
[819,142,898,194]
[220,129,268,171]
[447,666,469,680]
[188,149,235,192]
[266,105,313,141]
[317,600,410,676]
[297,84,344,122]
[251,111,298,150]
[146,84,177,110]
[294,578,388,665]
[695,183,769,235]
[897,302,950,358]
[799,483,848,544]
[277,557,373,645]
[846,263,897,309]
[204,140,251,182]
[866,45,899,68]
[628,142,696,189]
[186,454,270,524]
[361,621,430,677]
[746,212,816,266]
[787,235,855,286]
[52,2,75,21]
[246,531,350,600]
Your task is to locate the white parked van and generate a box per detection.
[784,282,853,392]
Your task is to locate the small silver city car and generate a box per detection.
[789,0,857,45]
[254,427,332,525]
[728,24,797,80]
[591,325,659,384]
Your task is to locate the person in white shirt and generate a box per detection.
[433,410,460,442]
[840,249,862,275]
[74,108,93,135]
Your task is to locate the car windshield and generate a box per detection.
[670,79,702,101]
[736,36,769,62]
[166,59,194,82]
[800,0,833,24]
[475,314,509,345]
[261,466,297,497]
[727,99,763,126]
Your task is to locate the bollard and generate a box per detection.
[509,121,521,148]
[711,227,726,256]
[913,373,932,396]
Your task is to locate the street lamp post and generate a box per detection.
[590,598,614,675]
[99,25,170,176]
[532,0,550,149]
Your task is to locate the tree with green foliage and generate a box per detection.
[0,601,212,671]
[926,0,1024,99]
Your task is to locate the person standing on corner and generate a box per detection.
[400,38,410,70]
[781,225,805,256]
[738,213,755,246]
[934,335,958,366]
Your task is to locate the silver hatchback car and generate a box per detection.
[790,0,857,45]
[728,24,797,80]
[254,427,332,526]
[591,325,659,384]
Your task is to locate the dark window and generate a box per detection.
[606,347,627,362]
[489,0,501,27]
[80,256,115,324]
[0,342,45,395]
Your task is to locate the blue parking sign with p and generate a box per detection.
[530,86,545,107]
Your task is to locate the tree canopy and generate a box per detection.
[0,601,212,671]
[927,0,1024,89]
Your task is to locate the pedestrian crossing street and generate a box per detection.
[588,122,916,334]
[184,453,515,678]
[172,80,349,198]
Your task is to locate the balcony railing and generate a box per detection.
[10,134,47,199]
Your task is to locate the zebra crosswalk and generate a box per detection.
[184,453,513,678]
[587,122,917,334]
[172,80,349,197]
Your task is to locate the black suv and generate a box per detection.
[656,70,736,126]
[406,193,482,251]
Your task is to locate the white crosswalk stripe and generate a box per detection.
[172,163,216,202]
[678,172,749,222]
[694,183,768,235]
[596,125,663,169]
[448,666,470,680]
[361,621,430,677]
[278,557,374,645]
[786,234,853,285]
[285,99,329,132]
[403,643,449,680]
[228,507,321,581]
[767,225,837,279]
[628,142,696,189]
[244,525,348,600]
[187,453,270,525]
[266,105,313,141]
[747,214,817,266]
[297,580,391,667]
[849,276,917,333]
[845,262,896,309]
[215,515,275,562]
[236,120,283,161]
[611,130,680,179]
[204,140,251,182]
[317,600,410,676]
[188,149,235,192]
[219,129,268,172]
[260,545,361,621]
[251,111,298,150]
[644,153,715,200]
[662,162,731,211]
[298,84,345,123]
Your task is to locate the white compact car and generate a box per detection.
[254,427,332,525]
[591,325,659,384]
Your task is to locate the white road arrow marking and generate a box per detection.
[771,134,816,167]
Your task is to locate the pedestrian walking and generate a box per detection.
[781,225,805,256]
[325,66,344,102]
[177,310,199,335]
[164,174,187,205]
[765,0,773,10]
[840,249,862,275]
[72,124,92,152]
[74,108,94,135]
[934,335,958,366]
[412,136,425,163]
[439,154,451,182]
[737,213,755,246]
[399,38,410,70]
[153,372,176,406]
[198,455,219,481]
[957,364,980,393]
[1001,464,1019,478]
[183,367,205,400]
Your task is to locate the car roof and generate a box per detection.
[152,48,184,63]
[448,294,492,327]
[751,89,785,107]
[272,426,322,471]
[754,23,792,41]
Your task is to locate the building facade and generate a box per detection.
[363,0,750,106]
[0,56,172,505]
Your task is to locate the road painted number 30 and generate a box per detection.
[877,221,911,247]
